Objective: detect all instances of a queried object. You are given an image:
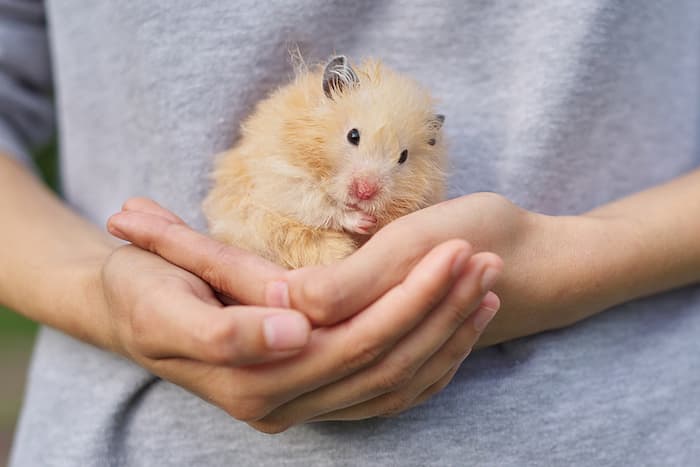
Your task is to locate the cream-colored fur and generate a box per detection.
[203,57,446,269]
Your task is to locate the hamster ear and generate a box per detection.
[434,114,445,129]
[323,55,359,99]
[428,114,445,146]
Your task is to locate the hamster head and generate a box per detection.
[282,56,447,226]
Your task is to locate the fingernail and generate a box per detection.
[451,249,471,278]
[266,281,290,308]
[473,306,498,332]
[481,291,500,311]
[480,266,501,293]
[263,314,310,350]
[106,219,125,238]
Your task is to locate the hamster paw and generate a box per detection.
[342,210,377,235]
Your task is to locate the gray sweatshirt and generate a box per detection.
[5,1,700,466]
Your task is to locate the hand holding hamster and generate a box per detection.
[203,55,447,268]
[106,197,503,431]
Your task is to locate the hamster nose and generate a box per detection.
[350,178,379,200]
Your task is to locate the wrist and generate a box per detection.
[76,245,122,350]
[0,155,123,348]
[481,211,635,346]
[32,238,120,351]
[529,213,640,328]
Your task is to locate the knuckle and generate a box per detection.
[382,392,414,415]
[144,219,177,254]
[375,356,416,392]
[470,191,509,208]
[163,220,186,236]
[444,281,484,324]
[342,338,384,373]
[445,300,474,325]
[471,192,524,225]
[198,317,240,364]
[413,230,439,254]
[299,273,343,323]
[397,276,443,314]
[425,285,447,311]
[446,340,471,363]
[224,397,270,422]
[430,370,459,397]
[198,242,230,292]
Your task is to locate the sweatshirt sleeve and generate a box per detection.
[0,0,54,168]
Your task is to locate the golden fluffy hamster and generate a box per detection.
[203,55,447,268]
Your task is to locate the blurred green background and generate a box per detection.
[0,142,58,466]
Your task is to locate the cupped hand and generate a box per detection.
[99,243,312,367]
[107,198,503,432]
[112,191,599,351]
[326,191,618,347]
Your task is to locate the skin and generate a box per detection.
[3,152,700,431]
[113,168,700,348]
[107,169,700,431]
[0,154,501,433]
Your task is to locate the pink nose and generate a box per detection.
[350,178,379,200]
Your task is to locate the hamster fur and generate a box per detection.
[203,55,447,269]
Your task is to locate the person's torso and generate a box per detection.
[12,1,700,465]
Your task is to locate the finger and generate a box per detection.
[241,240,471,417]
[309,297,500,422]
[154,240,468,430]
[257,253,501,426]
[386,298,500,415]
[383,295,501,416]
[107,210,285,305]
[382,365,460,417]
[284,200,469,324]
[131,288,311,366]
[121,197,185,224]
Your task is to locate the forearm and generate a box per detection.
[0,154,117,346]
[583,169,700,299]
[543,169,700,311]
[478,169,700,346]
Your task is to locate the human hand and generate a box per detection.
[111,192,633,350]
[108,198,502,431]
[140,191,613,349]
[108,198,499,326]
[347,191,632,347]
[99,243,313,368]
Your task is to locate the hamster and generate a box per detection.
[203,55,447,269]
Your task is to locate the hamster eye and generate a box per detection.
[347,128,360,146]
[398,149,408,164]
[428,138,436,146]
